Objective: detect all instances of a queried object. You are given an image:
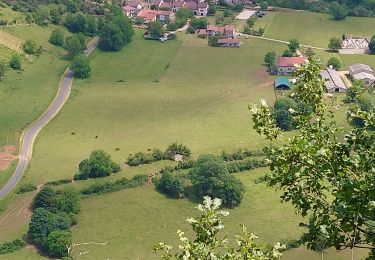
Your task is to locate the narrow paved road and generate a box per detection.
[0,38,99,200]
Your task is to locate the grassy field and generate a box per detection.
[0,25,70,147]
[264,11,375,48]
[0,10,374,259]
[0,6,26,24]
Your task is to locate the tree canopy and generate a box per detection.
[189,154,245,207]
[251,59,375,258]
[71,55,91,79]
[328,37,342,52]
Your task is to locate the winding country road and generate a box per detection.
[0,38,99,200]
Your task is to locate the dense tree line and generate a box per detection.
[254,0,375,18]
[28,186,80,258]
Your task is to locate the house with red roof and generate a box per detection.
[206,25,235,38]
[276,57,307,75]
[123,5,137,18]
[137,9,175,23]
[218,38,241,47]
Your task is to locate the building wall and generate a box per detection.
[277,66,296,75]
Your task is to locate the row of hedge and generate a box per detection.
[127,143,191,166]
[81,174,148,196]
[220,149,264,161]
[226,158,268,174]
[0,239,25,255]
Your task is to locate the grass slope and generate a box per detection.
[264,11,375,48]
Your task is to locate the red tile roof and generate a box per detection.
[197,2,208,8]
[172,1,185,7]
[123,5,136,11]
[137,9,157,20]
[276,57,306,67]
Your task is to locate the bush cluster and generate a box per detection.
[221,149,264,161]
[74,150,120,180]
[17,183,37,194]
[28,186,79,258]
[45,179,72,186]
[127,143,191,166]
[155,171,186,198]
[226,158,268,174]
[0,239,26,255]
[81,174,148,195]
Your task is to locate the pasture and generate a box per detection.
[0,10,374,260]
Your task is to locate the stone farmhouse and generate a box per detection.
[349,63,375,86]
[340,36,370,54]
[276,57,307,75]
[320,68,347,93]
[217,38,241,47]
[197,25,235,38]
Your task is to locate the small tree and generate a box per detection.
[22,39,38,55]
[0,62,5,81]
[9,55,21,70]
[273,97,298,131]
[65,34,86,57]
[282,49,294,57]
[76,150,120,179]
[49,29,65,46]
[343,81,364,103]
[246,16,257,27]
[288,39,300,53]
[264,51,276,67]
[328,37,342,52]
[149,21,164,38]
[369,35,375,54]
[156,171,185,198]
[71,55,91,79]
[327,56,342,70]
[189,154,245,207]
[154,197,285,259]
[43,230,72,258]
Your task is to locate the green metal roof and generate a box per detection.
[274,77,291,88]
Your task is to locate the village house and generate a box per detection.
[349,63,375,86]
[320,68,347,93]
[205,25,235,38]
[171,1,185,12]
[122,5,137,18]
[276,57,307,75]
[127,0,144,10]
[217,38,241,47]
[137,9,175,23]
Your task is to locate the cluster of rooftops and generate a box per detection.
[274,56,375,93]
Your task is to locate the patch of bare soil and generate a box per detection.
[0,145,18,171]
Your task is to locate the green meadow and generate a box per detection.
[0,9,374,260]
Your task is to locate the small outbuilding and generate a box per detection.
[320,68,347,93]
[274,77,291,90]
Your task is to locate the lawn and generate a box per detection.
[264,11,375,48]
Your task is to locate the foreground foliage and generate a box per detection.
[154,197,285,259]
[251,59,375,258]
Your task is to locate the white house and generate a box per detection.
[276,57,307,75]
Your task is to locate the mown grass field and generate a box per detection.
[0,10,374,260]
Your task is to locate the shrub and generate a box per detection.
[189,154,245,207]
[156,171,185,198]
[71,55,91,79]
[43,230,72,258]
[226,158,268,173]
[9,55,21,70]
[17,183,37,194]
[49,29,65,46]
[127,152,154,166]
[75,150,120,179]
[273,97,298,131]
[327,56,342,70]
[81,174,148,195]
[0,239,26,255]
[164,143,191,160]
[22,39,37,55]
[45,179,72,186]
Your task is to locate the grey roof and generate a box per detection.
[352,72,375,80]
[349,63,374,75]
[320,68,347,91]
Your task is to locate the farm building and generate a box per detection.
[320,68,347,93]
[276,57,307,75]
[349,63,375,86]
[217,38,241,47]
[340,36,369,54]
[205,25,235,38]
[274,77,291,90]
